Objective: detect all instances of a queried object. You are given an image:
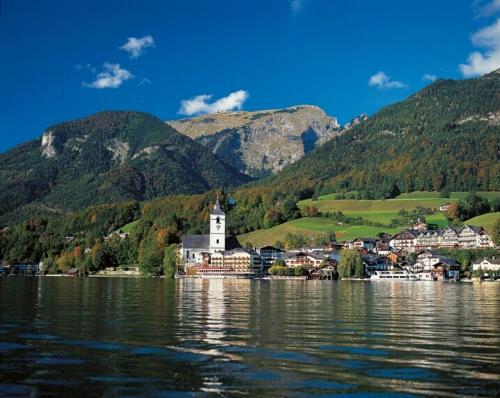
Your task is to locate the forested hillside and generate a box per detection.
[250,69,500,198]
[0,111,250,225]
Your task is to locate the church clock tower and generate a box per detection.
[209,198,225,253]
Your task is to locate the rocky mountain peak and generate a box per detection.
[167,105,344,177]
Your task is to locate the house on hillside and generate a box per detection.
[353,238,376,252]
[390,230,418,250]
[375,243,392,256]
[440,227,460,248]
[439,203,452,212]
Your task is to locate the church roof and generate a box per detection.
[181,235,241,250]
[182,235,210,249]
[212,198,225,215]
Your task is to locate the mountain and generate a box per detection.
[249,70,500,198]
[0,111,250,225]
[168,105,343,177]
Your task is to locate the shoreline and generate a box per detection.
[2,274,489,283]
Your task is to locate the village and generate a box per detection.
[1,199,498,281]
[179,200,499,281]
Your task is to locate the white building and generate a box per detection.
[180,199,262,276]
[472,257,500,272]
[181,198,227,265]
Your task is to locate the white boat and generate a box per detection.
[197,267,256,279]
[370,270,419,281]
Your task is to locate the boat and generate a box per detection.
[197,266,256,279]
[370,270,419,281]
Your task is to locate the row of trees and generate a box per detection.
[445,192,500,222]
[268,249,365,279]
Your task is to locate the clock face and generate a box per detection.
[216,225,221,230]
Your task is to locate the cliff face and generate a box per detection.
[168,105,342,177]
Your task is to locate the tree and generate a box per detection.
[445,203,460,222]
[90,241,106,271]
[263,208,283,228]
[273,258,286,267]
[268,265,287,276]
[337,249,364,279]
[493,218,500,247]
[281,197,299,221]
[162,244,178,278]
[294,266,309,277]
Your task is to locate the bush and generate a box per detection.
[294,266,309,277]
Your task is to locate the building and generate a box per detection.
[257,246,284,269]
[180,199,261,277]
[283,251,323,268]
[361,254,392,275]
[390,230,418,250]
[209,249,262,275]
[472,257,500,272]
[181,198,228,265]
[375,243,392,256]
[439,203,452,212]
[353,238,376,251]
[411,251,461,280]
[394,225,493,251]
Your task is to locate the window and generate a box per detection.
[216,217,220,224]
[192,253,195,258]
[216,239,219,244]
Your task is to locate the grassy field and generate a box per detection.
[298,191,499,213]
[239,192,499,247]
[120,219,140,233]
[238,217,401,247]
[465,212,499,232]
[396,191,500,201]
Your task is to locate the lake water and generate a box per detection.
[0,277,499,397]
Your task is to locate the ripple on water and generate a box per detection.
[34,356,86,366]
[18,333,60,341]
[367,367,437,381]
[0,384,33,397]
[320,345,389,357]
[87,375,158,384]
[0,342,29,353]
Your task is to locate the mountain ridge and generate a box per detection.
[245,70,500,198]
[167,105,357,177]
[0,111,250,225]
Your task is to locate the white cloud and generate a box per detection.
[83,63,134,89]
[290,0,304,16]
[422,74,437,82]
[475,0,500,18]
[460,18,500,77]
[119,35,155,59]
[368,71,407,89]
[179,90,249,116]
[137,78,152,86]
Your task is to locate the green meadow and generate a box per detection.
[238,217,401,247]
[465,212,499,232]
[238,192,499,247]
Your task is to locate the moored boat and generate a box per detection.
[370,270,419,281]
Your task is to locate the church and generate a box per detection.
[180,198,262,276]
[181,198,238,265]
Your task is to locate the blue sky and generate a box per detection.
[1,0,499,151]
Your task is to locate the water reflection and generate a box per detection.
[0,277,499,397]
